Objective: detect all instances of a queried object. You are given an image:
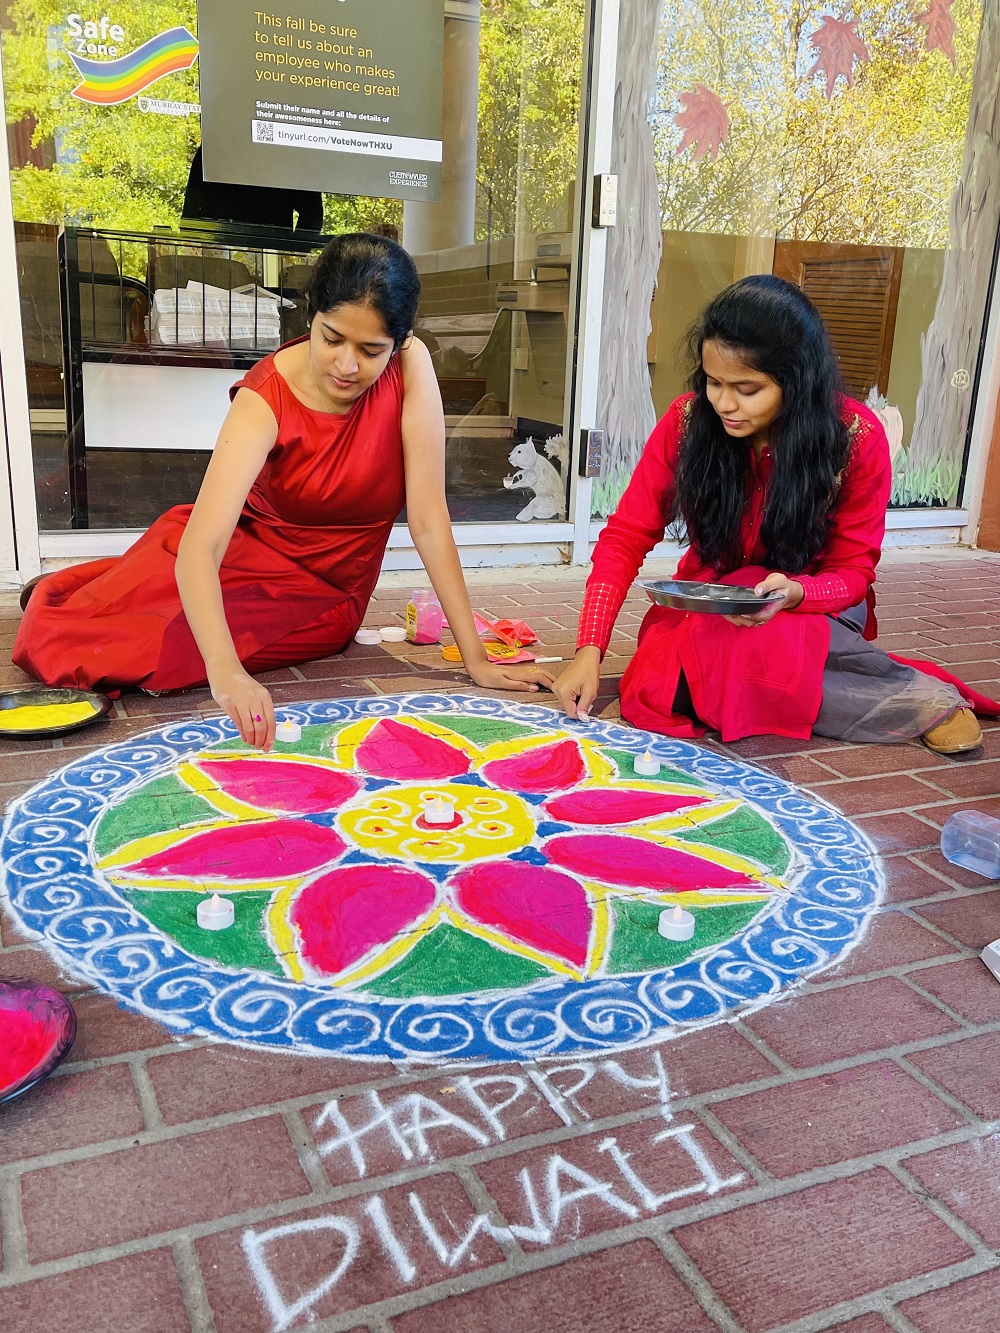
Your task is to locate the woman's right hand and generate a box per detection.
[209,664,276,750]
[553,647,602,719]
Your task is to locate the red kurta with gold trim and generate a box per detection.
[580,394,892,741]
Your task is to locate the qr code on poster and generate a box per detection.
[254,120,274,142]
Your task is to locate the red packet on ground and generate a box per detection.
[489,617,539,646]
[472,612,539,647]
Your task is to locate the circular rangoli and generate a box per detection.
[0,694,882,1062]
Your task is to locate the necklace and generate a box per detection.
[309,361,337,412]
[307,356,350,416]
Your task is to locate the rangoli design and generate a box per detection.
[0,695,883,1062]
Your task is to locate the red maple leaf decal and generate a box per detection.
[674,85,730,163]
[916,0,957,66]
[808,16,870,98]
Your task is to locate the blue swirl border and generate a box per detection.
[0,693,883,1062]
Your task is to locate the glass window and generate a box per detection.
[608,0,999,515]
[2,0,584,530]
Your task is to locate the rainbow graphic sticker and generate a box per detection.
[69,26,199,106]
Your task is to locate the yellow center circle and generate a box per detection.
[338,782,535,863]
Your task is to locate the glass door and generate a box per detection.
[601,0,1000,516]
[1,0,586,534]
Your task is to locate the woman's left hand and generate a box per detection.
[465,659,556,693]
[724,572,804,628]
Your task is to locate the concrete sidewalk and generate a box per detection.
[2,552,1000,1333]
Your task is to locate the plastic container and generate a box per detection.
[940,810,1000,879]
[405,589,444,644]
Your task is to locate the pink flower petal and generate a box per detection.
[544,787,708,825]
[546,833,762,892]
[480,739,586,795]
[197,758,361,814]
[128,820,346,880]
[452,862,591,968]
[356,718,471,780]
[292,864,437,975]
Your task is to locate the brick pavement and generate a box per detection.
[2,553,1000,1332]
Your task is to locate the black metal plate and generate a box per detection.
[0,687,112,738]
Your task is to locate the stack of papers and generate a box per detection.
[149,281,290,348]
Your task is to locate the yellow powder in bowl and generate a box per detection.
[0,701,97,731]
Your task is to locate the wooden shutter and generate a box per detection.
[772,242,904,398]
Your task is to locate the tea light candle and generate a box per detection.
[634,749,661,777]
[275,718,302,743]
[197,892,235,931]
[658,904,695,941]
[422,794,457,826]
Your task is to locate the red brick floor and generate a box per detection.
[3,554,1000,1332]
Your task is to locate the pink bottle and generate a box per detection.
[405,589,444,644]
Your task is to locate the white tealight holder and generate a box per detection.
[658,904,695,941]
[422,793,457,826]
[275,718,302,743]
[634,749,661,777]
[197,892,235,931]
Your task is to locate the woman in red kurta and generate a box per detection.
[14,234,551,747]
[555,276,991,753]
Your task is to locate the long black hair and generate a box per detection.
[305,232,420,350]
[673,274,850,575]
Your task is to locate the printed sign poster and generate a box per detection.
[197,0,443,202]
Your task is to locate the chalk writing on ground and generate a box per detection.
[0,694,882,1062]
[242,1051,745,1332]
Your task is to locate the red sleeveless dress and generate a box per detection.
[13,342,406,693]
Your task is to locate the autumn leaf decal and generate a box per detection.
[808,16,870,98]
[674,85,730,163]
[916,0,957,66]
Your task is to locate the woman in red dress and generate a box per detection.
[14,234,551,747]
[554,276,992,754]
